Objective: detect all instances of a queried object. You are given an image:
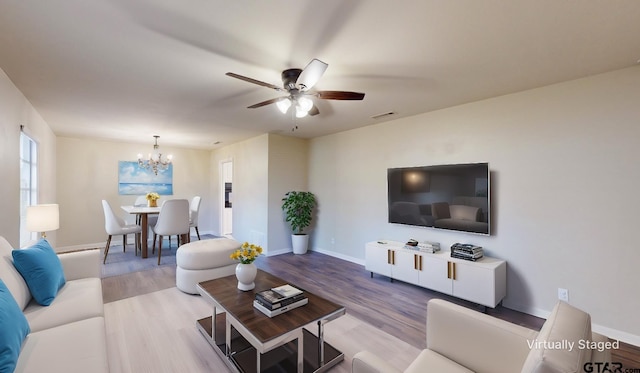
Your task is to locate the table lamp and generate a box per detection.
[26,204,60,239]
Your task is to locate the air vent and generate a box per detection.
[371,111,396,120]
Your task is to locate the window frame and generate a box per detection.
[19,132,38,246]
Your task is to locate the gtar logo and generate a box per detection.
[583,362,623,373]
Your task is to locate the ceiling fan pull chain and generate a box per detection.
[291,105,298,132]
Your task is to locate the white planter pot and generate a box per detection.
[235,263,257,291]
[291,234,309,255]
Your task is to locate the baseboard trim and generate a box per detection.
[57,242,105,252]
[591,324,640,348]
[501,300,549,319]
[311,247,365,266]
[266,248,293,256]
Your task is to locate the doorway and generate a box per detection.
[221,160,233,237]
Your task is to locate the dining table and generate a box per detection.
[121,205,161,258]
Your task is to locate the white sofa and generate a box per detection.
[0,236,109,373]
[353,299,612,373]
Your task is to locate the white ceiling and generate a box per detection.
[1,1,639,149]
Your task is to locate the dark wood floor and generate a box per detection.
[102,250,640,370]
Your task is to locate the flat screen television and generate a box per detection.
[387,162,490,235]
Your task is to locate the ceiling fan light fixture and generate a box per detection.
[226,58,365,119]
[276,98,291,114]
[295,106,308,118]
[297,96,313,112]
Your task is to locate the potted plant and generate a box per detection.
[282,191,316,254]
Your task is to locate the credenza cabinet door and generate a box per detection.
[365,243,392,277]
[451,259,506,308]
[418,254,452,295]
[392,250,420,285]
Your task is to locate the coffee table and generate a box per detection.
[196,270,346,373]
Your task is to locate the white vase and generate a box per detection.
[292,234,309,255]
[235,263,257,291]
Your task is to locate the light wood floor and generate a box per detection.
[104,287,421,373]
[102,250,640,370]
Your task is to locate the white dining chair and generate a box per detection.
[151,199,190,265]
[189,196,202,240]
[134,195,147,207]
[101,200,142,264]
[131,195,149,226]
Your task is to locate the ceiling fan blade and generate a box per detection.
[247,97,288,109]
[226,72,283,91]
[308,105,320,116]
[316,91,365,100]
[296,59,328,91]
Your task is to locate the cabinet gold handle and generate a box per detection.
[419,256,423,270]
[447,261,451,279]
[387,249,391,264]
[392,250,395,265]
[452,262,456,280]
[414,254,418,270]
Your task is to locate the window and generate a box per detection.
[19,132,38,246]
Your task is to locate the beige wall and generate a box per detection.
[56,136,211,248]
[211,133,308,254]
[211,134,269,248]
[267,134,309,254]
[308,66,640,344]
[0,68,57,247]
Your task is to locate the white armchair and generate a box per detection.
[353,299,611,373]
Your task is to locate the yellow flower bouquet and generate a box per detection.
[146,192,160,201]
[145,192,160,207]
[230,242,263,264]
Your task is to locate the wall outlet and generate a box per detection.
[558,288,569,302]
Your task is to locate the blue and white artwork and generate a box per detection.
[118,161,173,195]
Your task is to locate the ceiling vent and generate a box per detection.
[371,111,395,120]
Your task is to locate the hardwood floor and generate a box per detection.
[102,250,640,370]
[102,265,176,303]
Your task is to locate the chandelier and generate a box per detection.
[137,135,172,175]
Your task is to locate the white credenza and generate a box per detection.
[365,241,506,308]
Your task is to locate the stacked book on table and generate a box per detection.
[417,241,440,253]
[450,243,484,261]
[253,284,308,317]
[404,239,441,253]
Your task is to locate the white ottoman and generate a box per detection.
[175,238,241,294]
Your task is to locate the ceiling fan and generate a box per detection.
[226,59,365,118]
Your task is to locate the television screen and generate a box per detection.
[387,162,490,235]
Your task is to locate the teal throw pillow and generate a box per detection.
[12,239,66,306]
[0,279,31,373]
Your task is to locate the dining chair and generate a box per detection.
[189,196,202,240]
[151,199,190,265]
[147,198,164,244]
[134,195,147,207]
[133,195,148,226]
[101,200,142,264]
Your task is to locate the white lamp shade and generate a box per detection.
[295,105,308,118]
[26,204,60,233]
[297,96,313,112]
[276,98,292,114]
